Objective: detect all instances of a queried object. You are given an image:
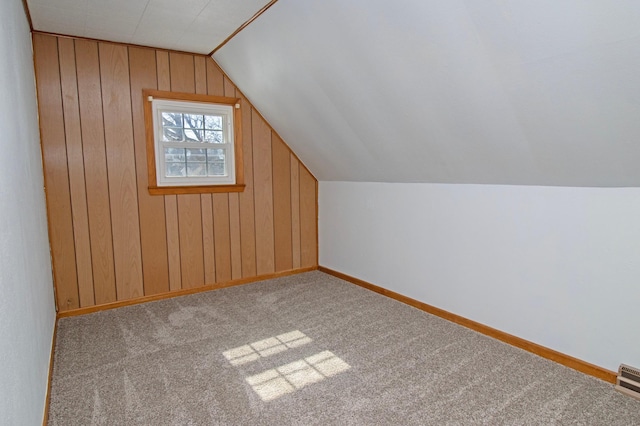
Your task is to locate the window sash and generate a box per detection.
[152,99,235,186]
[159,143,231,180]
[159,110,227,144]
[160,141,232,150]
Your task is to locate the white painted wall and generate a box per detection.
[320,181,640,372]
[0,1,56,424]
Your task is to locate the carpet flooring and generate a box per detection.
[48,271,640,425]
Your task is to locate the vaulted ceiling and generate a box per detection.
[214,0,640,187]
[27,0,640,186]
[26,0,271,54]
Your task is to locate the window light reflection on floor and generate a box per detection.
[245,350,351,402]
[222,330,312,366]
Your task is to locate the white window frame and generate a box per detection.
[151,98,236,187]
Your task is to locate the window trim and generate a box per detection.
[153,99,235,186]
[143,89,245,195]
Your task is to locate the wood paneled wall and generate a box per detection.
[33,34,318,312]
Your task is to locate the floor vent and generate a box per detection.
[615,364,640,401]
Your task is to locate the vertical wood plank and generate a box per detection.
[194,56,207,94]
[165,197,181,291]
[170,52,205,289]
[213,194,232,282]
[237,93,257,277]
[290,155,301,268]
[75,39,117,305]
[58,38,95,307]
[128,46,170,296]
[178,196,205,288]
[157,50,182,291]
[300,166,318,267]
[33,34,79,311]
[169,52,195,93]
[228,194,242,279]
[156,51,171,91]
[206,59,224,96]
[206,60,232,282]
[99,43,144,300]
[272,133,293,271]
[225,77,242,279]
[197,56,216,284]
[201,196,216,284]
[252,111,275,275]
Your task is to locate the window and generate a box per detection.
[143,89,244,194]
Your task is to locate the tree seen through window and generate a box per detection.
[161,111,226,177]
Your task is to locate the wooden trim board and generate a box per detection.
[22,0,33,31]
[318,266,617,384]
[58,266,317,318]
[209,0,279,56]
[42,316,58,426]
[142,89,245,195]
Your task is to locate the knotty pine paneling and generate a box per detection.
[33,34,318,312]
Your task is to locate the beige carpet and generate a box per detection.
[48,271,640,424]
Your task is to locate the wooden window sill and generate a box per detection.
[148,184,245,195]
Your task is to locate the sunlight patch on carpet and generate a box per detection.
[223,330,312,366]
[245,351,351,401]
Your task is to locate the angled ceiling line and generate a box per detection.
[209,58,318,181]
[208,0,279,56]
[130,0,152,42]
[29,30,210,58]
[21,0,33,31]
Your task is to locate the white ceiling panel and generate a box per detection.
[27,0,271,54]
[214,0,640,187]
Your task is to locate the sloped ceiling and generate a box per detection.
[26,0,271,54]
[214,0,640,186]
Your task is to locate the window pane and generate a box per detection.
[166,162,186,177]
[183,114,205,130]
[162,112,182,127]
[184,129,204,142]
[204,130,224,143]
[164,147,185,162]
[207,148,226,176]
[205,115,223,130]
[151,98,236,186]
[163,127,183,141]
[186,148,206,162]
[187,162,207,176]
